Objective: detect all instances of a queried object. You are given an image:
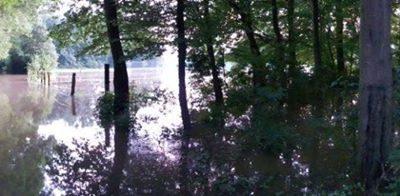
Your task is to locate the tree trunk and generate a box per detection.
[335,0,345,76]
[311,0,324,116]
[286,0,299,115]
[228,0,268,127]
[177,0,191,194]
[326,27,336,66]
[335,0,345,121]
[287,0,297,74]
[312,0,322,75]
[103,0,130,195]
[271,0,286,87]
[208,43,224,106]
[359,0,392,194]
[204,0,224,108]
[103,0,129,119]
[228,0,267,88]
[107,130,129,196]
[177,0,191,138]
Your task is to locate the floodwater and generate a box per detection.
[0,68,355,195]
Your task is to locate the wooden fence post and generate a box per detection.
[71,73,76,96]
[105,127,110,147]
[105,64,110,92]
[47,72,51,86]
[71,96,76,115]
[40,72,44,85]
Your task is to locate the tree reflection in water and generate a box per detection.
[45,136,179,195]
[0,90,55,195]
[45,123,354,195]
[44,86,355,195]
[45,87,181,195]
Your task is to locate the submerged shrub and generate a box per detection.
[95,92,114,128]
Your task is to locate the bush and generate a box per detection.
[95,92,114,128]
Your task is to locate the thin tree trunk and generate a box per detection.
[311,0,324,116]
[359,0,392,194]
[204,0,224,108]
[103,0,130,195]
[312,0,322,75]
[177,0,191,194]
[326,27,336,66]
[309,0,324,181]
[272,0,283,44]
[286,0,299,115]
[287,0,296,74]
[228,0,267,88]
[208,44,224,106]
[271,0,286,87]
[335,0,345,124]
[335,0,345,76]
[177,0,191,138]
[228,0,268,127]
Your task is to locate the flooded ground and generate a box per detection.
[0,68,182,195]
[0,68,356,195]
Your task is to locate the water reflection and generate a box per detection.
[0,77,55,195]
[0,69,356,195]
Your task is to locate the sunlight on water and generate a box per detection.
[40,65,181,150]
[38,119,103,144]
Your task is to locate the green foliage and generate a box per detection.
[0,0,44,60]
[0,0,19,9]
[0,0,59,76]
[0,32,12,60]
[95,86,173,129]
[315,183,363,195]
[50,0,167,59]
[95,92,114,128]
[27,41,58,78]
[384,149,400,194]
[212,175,258,196]
[56,45,108,68]
[5,0,394,194]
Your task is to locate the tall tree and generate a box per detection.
[311,0,325,116]
[359,0,392,194]
[228,0,267,88]
[335,0,345,76]
[177,0,191,194]
[103,0,130,195]
[287,0,296,71]
[103,0,129,117]
[271,0,285,87]
[204,0,224,108]
[286,0,298,114]
[177,0,191,134]
[312,0,322,75]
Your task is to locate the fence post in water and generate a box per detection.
[105,64,110,92]
[71,96,76,115]
[40,72,44,85]
[43,72,46,86]
[71,73,76,96]
[47,72,51,86]
[105,127,110,147]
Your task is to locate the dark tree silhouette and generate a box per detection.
[176,0,191,194]
[359,0,393,194]
[103,0,130,195]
